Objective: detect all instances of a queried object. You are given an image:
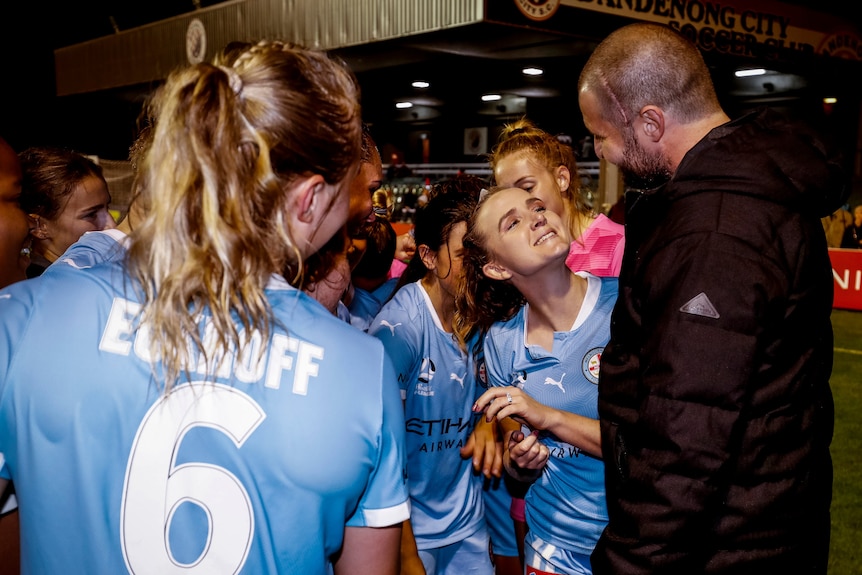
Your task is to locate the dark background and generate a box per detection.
[2,1,860,174]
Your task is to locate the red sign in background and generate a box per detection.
[830,249,862,311]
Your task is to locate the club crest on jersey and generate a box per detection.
[582,347,603,384]
[418,357,436,383]
[477,360,488,388]
[527,565,559,575]
[415,357,437,396]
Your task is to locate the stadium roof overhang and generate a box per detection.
[55,0,862,96]
[52,0,862,165]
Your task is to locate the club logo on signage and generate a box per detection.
[817,32,862,60]
[514,0,561,22]
[186,18,207,65]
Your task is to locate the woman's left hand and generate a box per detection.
[473,386,552,431]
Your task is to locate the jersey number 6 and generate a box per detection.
[120,382,266,574]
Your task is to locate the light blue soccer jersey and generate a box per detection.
[0,229,132,516]
[369,281,485,549]
[346,287,377,331]
[346,277,395,332]
[484,273,616,556]
[0,263,409,574]
[45,228,129,272]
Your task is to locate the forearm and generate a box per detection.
[543,409,602,457]
[335,525,401,575]
[399,519,426,575]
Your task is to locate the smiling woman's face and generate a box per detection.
[475,187,571,280]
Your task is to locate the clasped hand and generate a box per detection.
[470,386,550,475]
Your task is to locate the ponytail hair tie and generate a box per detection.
[218,65,244,96]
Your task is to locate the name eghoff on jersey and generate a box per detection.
[100,297,324,393]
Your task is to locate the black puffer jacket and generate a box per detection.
[592,108,847,575]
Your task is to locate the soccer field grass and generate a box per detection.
[829,309,861,574]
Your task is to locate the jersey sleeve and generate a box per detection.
[345,348,410,527]
[482,326,511,389]
[44,229,128,274]
[0,281,39,481]
[368,302,420,395]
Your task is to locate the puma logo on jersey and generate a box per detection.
[60,258,91,270]
[544,373,566,393]
[450,372,465,389]
[379,320,402,336]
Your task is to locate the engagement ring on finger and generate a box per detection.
[506,392,513,405]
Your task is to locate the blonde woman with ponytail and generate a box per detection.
[0,41,408,575]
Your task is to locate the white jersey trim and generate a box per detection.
[363,501,411,527]
[265,274,293,291]
[417,282,446,333]
[572,272,601,330]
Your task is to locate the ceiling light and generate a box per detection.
[735,68,766,77]
[522,67,543,76]
[412,81,430,88]
[395,101,413,109]
[481,94,502,102]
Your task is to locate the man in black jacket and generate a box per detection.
[578,22,847,575]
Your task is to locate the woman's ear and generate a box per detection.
[418,244,436,271]
[555,165,571,194]
[29,215,49,240]
[482,261,512,281]
[294,174,328,225]
[285,173,339,260]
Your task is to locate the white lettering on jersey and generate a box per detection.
[100,297,141,355]
[121,382,264,573]
[235,329,265,384]
[100,298,324,394]
[292,338,324,396]
[266,334,298,390]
